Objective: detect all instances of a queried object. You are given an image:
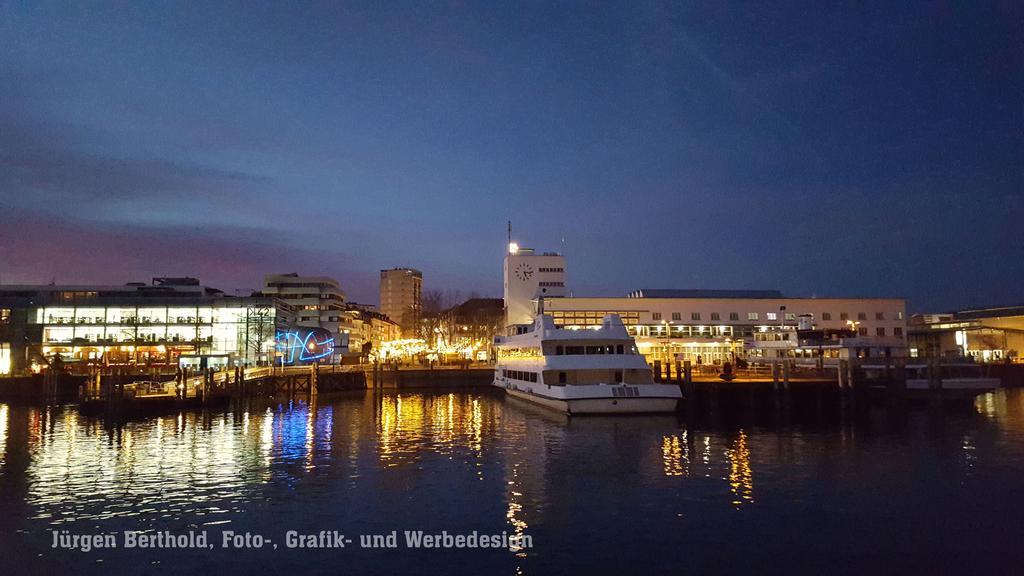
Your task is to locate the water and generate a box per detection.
[1,389,1023,575]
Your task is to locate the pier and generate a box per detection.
[68,363,493,418]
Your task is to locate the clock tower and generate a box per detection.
[503,242,567,327]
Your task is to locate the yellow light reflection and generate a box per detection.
[726,430,754,508]
[0,404,8,468]
[506,464,529,557]
[662,432,689,477]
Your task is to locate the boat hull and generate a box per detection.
[501,385,679,415]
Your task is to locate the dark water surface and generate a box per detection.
[1,389,1022,575]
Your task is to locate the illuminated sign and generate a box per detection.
[275,328,335,364]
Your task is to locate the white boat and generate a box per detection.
[493,313,681,414]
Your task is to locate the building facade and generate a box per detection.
[380,268,422,337]
[909,305,1024,362]
[262,273,347,360]
[340,304,401,362]
[503,244,567,327]
[542,293,907,366]
[0,278,294,375]
[501,242,906,367]
[443,297,504,361]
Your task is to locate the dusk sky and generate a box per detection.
[1,2,1020,311]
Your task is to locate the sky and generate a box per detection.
[0,2,1021,311]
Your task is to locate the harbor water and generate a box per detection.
[1,388,1022,575]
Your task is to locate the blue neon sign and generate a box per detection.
[275,328,335,364]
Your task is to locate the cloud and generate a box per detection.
[0,143,268,203]
[0,208,376,301]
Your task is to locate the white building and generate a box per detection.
[262,273,348,360]
[543,292,906,365]
[503,243,567,327]
[502,243,907,366]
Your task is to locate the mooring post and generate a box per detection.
[893,356,907,394]
[683,360,694,412]
[653,360,662,383]
[928,357,941,393]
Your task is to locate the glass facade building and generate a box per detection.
[0,279,295,375]
[33,301,284,369]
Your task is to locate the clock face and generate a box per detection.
[514,263,534,282]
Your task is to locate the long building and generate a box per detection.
[909,305,1024,362]
[543,292,906,366]
[503,243,907,366]
[0,277,294,375]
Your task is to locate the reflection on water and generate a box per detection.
[726,430,754,507]
[662,432,688,477]
[0,389,1023,574]
[0,404,7,468]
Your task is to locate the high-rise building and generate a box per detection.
[262,273,347,360]
[379,268,422,337]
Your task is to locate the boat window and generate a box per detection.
[616,344,624,354]
[614,370,623,382]
[566,346,584,355]
[556,345,563,355]
[586,346,603,354]
[558,372,567,384]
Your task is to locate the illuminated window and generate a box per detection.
[747,312,758,321]
[0,309,9,325]
[766,312,777,321]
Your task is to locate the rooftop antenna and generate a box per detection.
[507,220,512,246]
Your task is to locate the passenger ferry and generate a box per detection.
[493,313,681,414]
